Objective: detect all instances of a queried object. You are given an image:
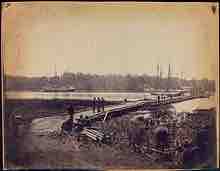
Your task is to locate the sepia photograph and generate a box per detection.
[1,2,219,170]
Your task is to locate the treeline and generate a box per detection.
[4,72,215,92]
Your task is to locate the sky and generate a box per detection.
[2,2,219,80]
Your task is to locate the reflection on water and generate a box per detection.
[172,95,216,113]
[5,91,152,101]
[6,91,216,117]
[6,91,216,114]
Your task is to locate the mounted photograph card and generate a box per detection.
[1,2,219,170]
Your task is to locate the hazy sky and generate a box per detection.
[2,2,219,80]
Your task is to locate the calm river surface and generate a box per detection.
[5,91,152,101]
[173,95,216,113]
[5,91,216,113]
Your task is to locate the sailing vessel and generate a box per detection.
[41,64,76,92]
[42,86,76,92]
[150,64,185,97]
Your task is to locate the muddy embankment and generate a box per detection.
[3,98,121,169]
[3,99,217,169]
[5,109,216,169]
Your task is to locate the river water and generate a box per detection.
[5,91,216,113]
[5,91,153,101]
[172,95,216,113]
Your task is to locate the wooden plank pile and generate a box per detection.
[80,127,111,144]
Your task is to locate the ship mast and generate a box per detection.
[159,66,163,80]
[54,64,57,77]
[157,64,160,89]
[181,71,183,80]
[167,64,171,91]
[157,64,160,79]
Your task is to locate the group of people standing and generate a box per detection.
[157,95,168,104]
[61,105,91,139]
[93,97,105,113]
[61,96,106,136]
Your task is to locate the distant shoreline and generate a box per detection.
[5,89,147,93]
[4,91,151,102]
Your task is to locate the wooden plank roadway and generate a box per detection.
[83,95,207,122]
[30,95,207,134]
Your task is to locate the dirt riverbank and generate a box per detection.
[3,99,217,169]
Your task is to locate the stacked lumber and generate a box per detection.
[81,128,111,144]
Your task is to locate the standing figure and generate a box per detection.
[101,97,105,112]
[158,96,160,104]
[85,116,91,127]
[77,115,84,128]
[97,97,101,112]
[93,97,96,113]
[67,105,75,120]
[61,105,74,135]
